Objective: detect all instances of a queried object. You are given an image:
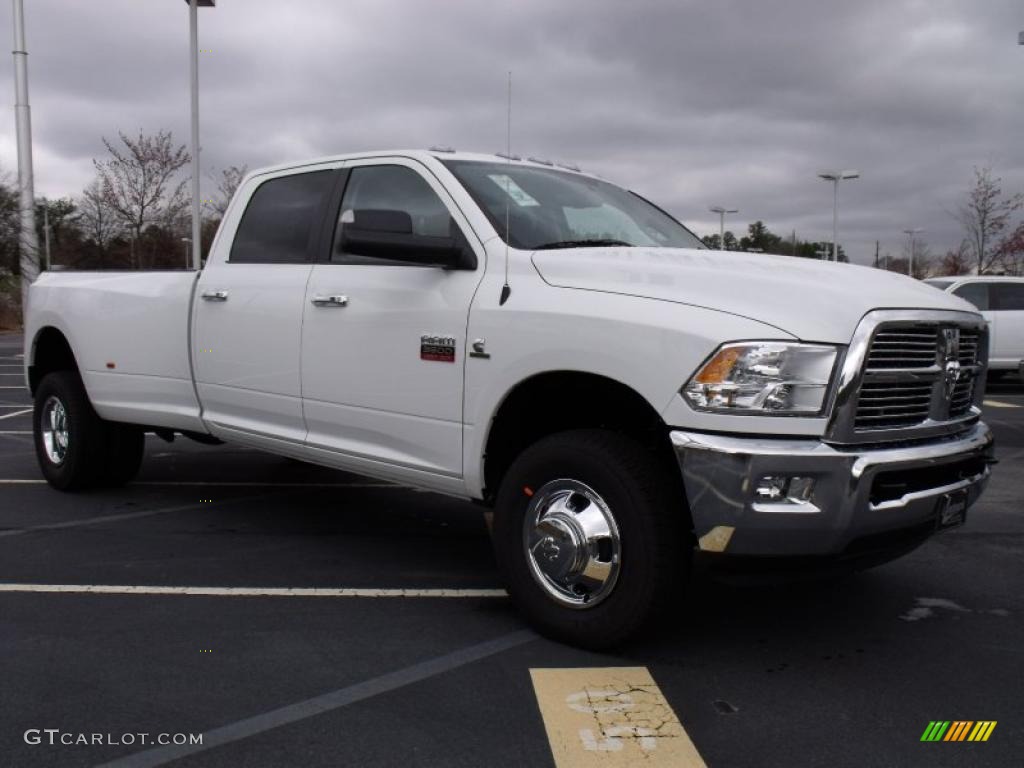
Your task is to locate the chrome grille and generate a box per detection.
[958,330,980,366]
[854,381,933,429]
[845,319,986,437]
[949,377,975,417]
[865,327,938,370]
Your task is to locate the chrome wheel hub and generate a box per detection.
[524,479,621,608]
[41,396,70,465]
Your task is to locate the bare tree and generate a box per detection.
[78,180,122,257]
[206,165,248,218]
[93,130,190,268]
[935,241,974,276]
[0,170,19,277]
[995,222,1024,276]
[955,166,1023,275]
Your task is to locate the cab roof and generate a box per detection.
[246,149,599,181]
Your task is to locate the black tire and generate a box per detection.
[101,421,145,487]
[33,370,107,491]
[492,429,689,649]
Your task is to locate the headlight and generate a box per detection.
[683,342,837,415]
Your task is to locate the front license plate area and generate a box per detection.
[936,489,968,530]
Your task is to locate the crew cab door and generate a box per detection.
[990,283,1024,364]
[300,160,484,480]
[193,167,338,442]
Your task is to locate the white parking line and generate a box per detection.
[983,400,1021,408]
[0,431,30,435]
[96,629,533,768]
[0,409,31,421]
[0,386,27,389]
[0,583,507,598]
[0,495,266,538]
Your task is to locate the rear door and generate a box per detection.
[990,283,1024,364]
[193,167,337,443]
[300,159,484,481]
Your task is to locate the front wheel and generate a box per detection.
[492,430,689,649]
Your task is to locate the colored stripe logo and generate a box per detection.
[921,721,997,742]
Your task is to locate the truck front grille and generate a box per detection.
[865,327,938,370]
[854,380,933,429]
[851,323,984,435]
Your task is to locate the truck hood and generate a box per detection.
[530,247,977,343]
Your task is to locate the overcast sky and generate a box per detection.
[1,0,1022,264]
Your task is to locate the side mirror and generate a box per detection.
[341,209,476,270]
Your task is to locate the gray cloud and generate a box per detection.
[1,0,1022,264]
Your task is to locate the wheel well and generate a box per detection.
[29,327,78,395]
[482,371,681,503]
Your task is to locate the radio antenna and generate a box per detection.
[499,71,512,306]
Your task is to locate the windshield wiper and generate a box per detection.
[532,239,633,250]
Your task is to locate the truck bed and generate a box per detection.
[26,271,205,432]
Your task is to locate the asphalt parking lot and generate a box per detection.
[1,329,1021,767]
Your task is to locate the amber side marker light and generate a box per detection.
[694,347,740,383]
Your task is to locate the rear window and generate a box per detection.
[951,282,990,311]
[992,283,1024,311]
[230,171,334,264]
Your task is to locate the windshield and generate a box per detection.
[442,160,705,251]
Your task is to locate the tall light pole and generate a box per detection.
[186,0,215,270]
[903,227,923,278]
[11,0,39,314]
[42,199,51,271]
[817,170,859,261]
[709,206,738,250]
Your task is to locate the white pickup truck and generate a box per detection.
[24,150,995,647]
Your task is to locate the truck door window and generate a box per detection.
[230,171,334,264]
[331,165,455,265]
[951,282,990,311]
[991,283,1024,311]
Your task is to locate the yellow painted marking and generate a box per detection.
[698,525,734,553]
[530,667,705,767]
[983,400,1020,408]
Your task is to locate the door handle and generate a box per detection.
[311,294,349,307]
[201,290,229,301]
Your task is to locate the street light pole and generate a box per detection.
[11,0,40,312]
[185,0,214,270]
[42,200,50,271]
[817,170,859,261]
[709,206,738,250]
[903,227,923,277]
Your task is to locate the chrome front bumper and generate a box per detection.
[671,422,994,557]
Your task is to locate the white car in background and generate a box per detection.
[925,276,1024,382]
